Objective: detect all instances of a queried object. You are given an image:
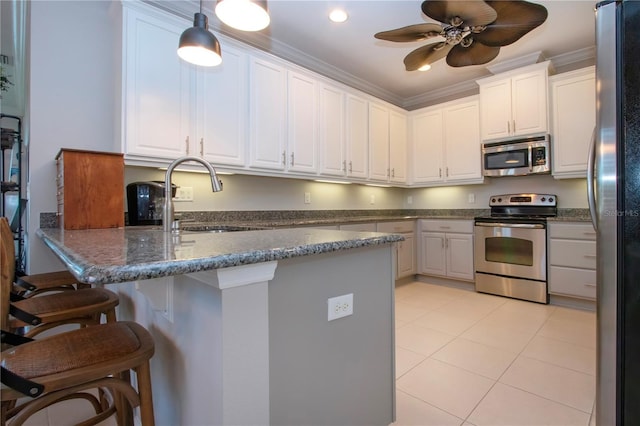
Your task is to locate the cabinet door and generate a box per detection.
[123,6,192,160]
[446,233,474,281]
[197,44,247,166]
[346,94,368,179]
[443,100,481,182]
[479,79,511,141]
[249,57,287,170]
[397,233,416,278]
[319,84,346,176]
[511,69,548,136]
[389,111,407,183]
[419,232,446,276]
[412,109,444,183]
[287,71,318,173]
[368,102,390,181]
[550,68,596,177]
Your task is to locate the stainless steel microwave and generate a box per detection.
[482,134,551,177]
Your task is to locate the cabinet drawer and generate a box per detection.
[549,222,596,240]
[377,221,414,233]
[549,266,597,300]
[420,219,473,234]
[549,239,597,269]
[339,223,377,232]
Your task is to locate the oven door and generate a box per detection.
[474,221,547,281]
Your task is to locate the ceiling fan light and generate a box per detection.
[215,0,270,31]
[178,13,222,67]
[418,64,432,71]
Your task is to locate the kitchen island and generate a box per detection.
[37,226,402,426]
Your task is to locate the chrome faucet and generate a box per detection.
[163,156,223,232]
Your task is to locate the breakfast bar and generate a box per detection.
[37,226,402,426]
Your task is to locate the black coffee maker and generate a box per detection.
[127,181,177,226]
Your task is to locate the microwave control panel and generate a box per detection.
[532,147,547,165]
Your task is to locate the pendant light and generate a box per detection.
[215,0,270,32]
[177,0,222,67]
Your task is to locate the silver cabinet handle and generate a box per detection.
[391,168,395,178]
[512,120,516,134]
[343,161,346,172]
[446,167,449,177]
[587,127,598,231]
[349,161,353,173]
[439,168,442,178]
[290,152,295,166]
[439,226,451,229]
[185,136,190,155]
[200,138,204,157]
[507,121,510,134]
[585,283,597,287]
[282,151,286,166]
[584,254,597,258]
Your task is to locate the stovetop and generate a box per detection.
[475,193,558,222]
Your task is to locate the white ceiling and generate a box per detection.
[155,0,597,110]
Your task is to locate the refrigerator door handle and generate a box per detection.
[587,126,598,231]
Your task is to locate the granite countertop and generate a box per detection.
[37,227,403,285]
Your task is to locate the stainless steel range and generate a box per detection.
[474,193,557,304]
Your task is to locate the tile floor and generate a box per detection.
[22,280,597,426]
[394,281,597,426]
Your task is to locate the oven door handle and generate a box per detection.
[474,222,545,229]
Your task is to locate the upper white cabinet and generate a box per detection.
[249,62,318,174]
[249,57,287,171]
[411,96,482,186]
[122,3,246,166]
[319,84,346,176]
[287,71,318,173]
[550,66,596,178]
[369,102,407,184]
[318,87,369,180]
[477,61,551,141]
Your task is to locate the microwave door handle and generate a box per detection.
[528,145,533,172]
[587,127,598,231]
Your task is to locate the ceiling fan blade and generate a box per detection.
[421,0,497,27]
[404,42,452,71]
[472,1,548,47]
[446,41,500,67]
[374,23,444,42]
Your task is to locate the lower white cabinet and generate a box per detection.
[418,219,474,281]
[377,221,416,279]
[548,222,597,300]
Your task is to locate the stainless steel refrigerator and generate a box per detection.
[589,1,640,425]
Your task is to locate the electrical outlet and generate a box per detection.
[304,192,311,204]
[468,193,475,204]
[407,195,413,205]
[174,186,194,202]
[328,293,354,321]
[369,194,375,205]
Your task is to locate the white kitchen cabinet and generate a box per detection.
[319,84,346,176]
[478,61,551,141]
[550,67,596,178]
[418,220,474,281]
[249,64,318,174]
[249,57,287,171]
[345,94,369,179]
[411,96,482,185]
[377,221,416,279]
[122,3,246,167]
[287,71,318,173]
[548,222,597,300]
[369,102,407,183]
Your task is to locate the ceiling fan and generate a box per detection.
[374,0,548,71]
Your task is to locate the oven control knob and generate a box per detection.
[541,197,546,202]
[491,198,496,203]
[497,198,502,203]
[549,197,554,203]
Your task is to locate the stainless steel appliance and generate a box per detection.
[482,133,550,177]
[591,2,640,424]
[126,181,176,226]
[474,193,557,304]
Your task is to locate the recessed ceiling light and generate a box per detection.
[418,64,432,72]
[329,9,348,23]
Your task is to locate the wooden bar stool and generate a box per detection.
[1,217,119,337]
[1,321,155,425]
